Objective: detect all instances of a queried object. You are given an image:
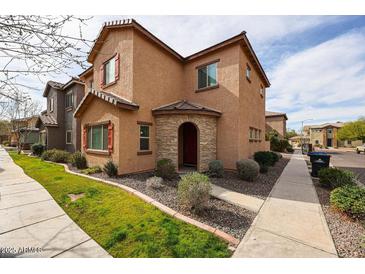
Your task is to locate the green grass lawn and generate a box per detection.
[9,152,231,258]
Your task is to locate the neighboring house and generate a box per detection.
[289,135,310,148]
[75,19,270,175]
[37,78,85,152]
[307,122,343,148]
[265,111,287,139]
[10,116,40,149]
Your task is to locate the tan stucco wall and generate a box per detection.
[183,45,241,169]
[238,45,266,161]
[265,116,286,138]
[155,114,217,172]
[79,27,268,173]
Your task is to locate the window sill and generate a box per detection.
[195,84,219,93]
[86,149,110,156]
[65,106,73,112]
[137,151,152,156]
[102,80,117,89]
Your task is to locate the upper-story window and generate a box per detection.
[88,80,94,92]
[246,64,251,81]
[197,62,217,90]
[49,97,54,112]
[260,84,265,97]
[105,57,115,85]
[101,54,120,87]
[65,91,73,109]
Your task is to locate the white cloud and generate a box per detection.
[267,28,365,129]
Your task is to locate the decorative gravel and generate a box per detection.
[211,156,290,199]
[74,168,256,240]
[314,180,365,258]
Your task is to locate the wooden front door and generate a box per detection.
[182,123,197,166]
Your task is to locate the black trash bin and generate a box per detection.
[311,159,327,177]
[308,152,331,167]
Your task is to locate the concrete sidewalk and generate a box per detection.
[0,147,111,258]
[211,184,264,213]
[233,151,337,258]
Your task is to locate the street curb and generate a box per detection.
[54,162,240,247]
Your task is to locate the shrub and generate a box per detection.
[81,166,102,175]
[178,172,211,212]
[318,168,356,189]
[254,151,275,167]
[41,149,70,163]
[105,227,128,248]
[155,158,176,180]
[41,149,56,161]
[146,176,164,189]
[103,160,118,177]
[270,151,280,163]
[330,185,365,217]
[286,146,294,153]
[50,150,71,163]
[208,160,224,178]
[31,143,45,157]
[2,140,10,146]
[259,164,269,173]
[70,151,87,169]
[236,159,259,181]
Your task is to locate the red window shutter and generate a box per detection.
[108,123,113,153]
[100,65,104,88]
[115,53,120,81]
[82,127,87,150]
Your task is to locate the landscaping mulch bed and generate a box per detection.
[75,168,256,240]
[211,156,290,199]
[314,180,365,258]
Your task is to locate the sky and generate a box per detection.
[11,15,365,131]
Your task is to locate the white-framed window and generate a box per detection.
[249,127,261,141]
[49,97,54,112]
[65,91,73,109]
[246,64,251,81]
[66,130,72,144]
[197,62,218,89]
[87,124,108,151]
[260,85,265,97]
[104,57,116,85]
[88,80,94,92]
[139,125,150,151]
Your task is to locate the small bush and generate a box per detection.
[270,151,280,163]
[178,172,211,212]
[286,146,294,153]
[318,168,356,189]
[146,176,164,189]
[236,159,259,181]
[70,151,87,169]
[155,158,176,180]
[41,149,56,161]
[208,160,224,178]
[254,151,275,167]
[103,160,118,177]
[259,164,269,173]
[330,185,365,218]
[50,150,71,163]
[2,140,10,146]
[31,143,45,157]
[81,166,102,175]
[41,149,70,163]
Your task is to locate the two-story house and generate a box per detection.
[265,111,288,139]
[37,78,85,152]
[74,19,270,175]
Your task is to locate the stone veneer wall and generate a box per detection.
[155,114,218,172]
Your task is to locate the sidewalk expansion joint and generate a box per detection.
[0,198,53,211]
[51,238,92,258]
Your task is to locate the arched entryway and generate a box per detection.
[178,122,198,171]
